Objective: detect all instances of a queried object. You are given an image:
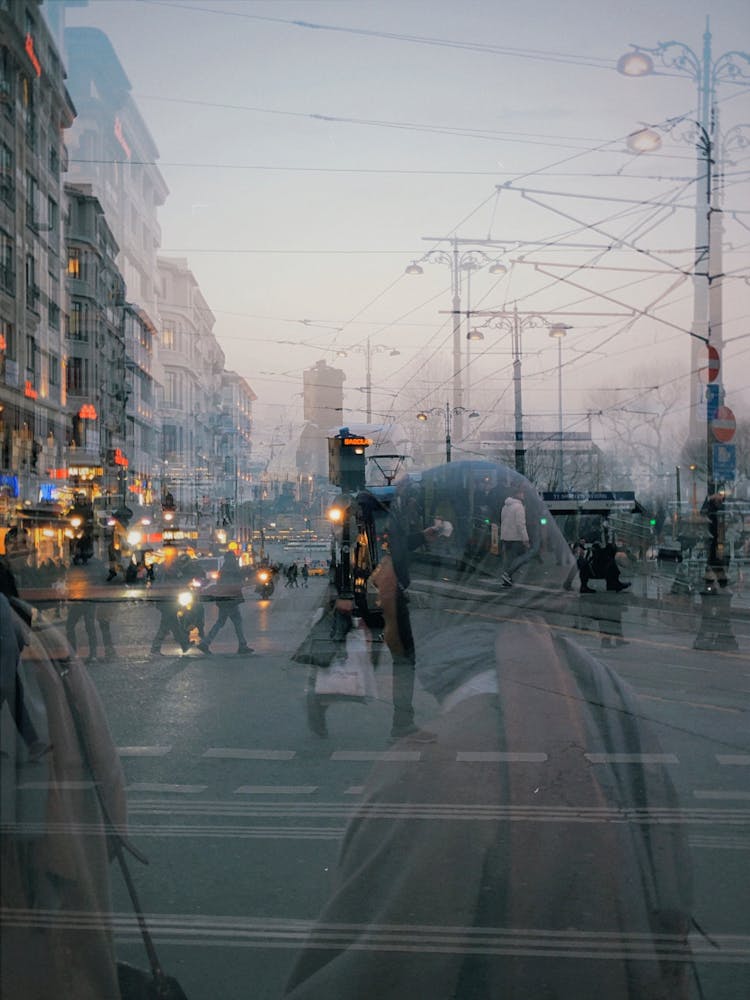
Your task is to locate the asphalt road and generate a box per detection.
[38,576,750,999]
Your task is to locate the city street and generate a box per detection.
[64,575,750,1000]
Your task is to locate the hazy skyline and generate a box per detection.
[61,0,750,453]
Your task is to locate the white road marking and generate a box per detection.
[716,754,750,765]
[457,752,548,763]
[118,746,172,757]
[584,753,679,764]
[18,781,95,790]
[330,751,422,762]
[693,790,750,800]
[234,785,318,795]
[203,749,296,760]
[127,783,207,794]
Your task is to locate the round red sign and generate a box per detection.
[712,405,736,443]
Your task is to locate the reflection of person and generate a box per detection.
[285,461,694,1000]
[499,489,529,586]
[64,554,108,665]
[149,556,191,656]
[1,570,127,999]
[200,550,252,655]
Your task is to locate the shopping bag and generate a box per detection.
[314,620,377,700]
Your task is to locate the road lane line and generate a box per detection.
[585,753,679,764]
[117,746,172,757]
[693,790,750,800]
[127,783,208,794]
[234,786,318,795]
[203,749,296,760]
[330,751,422,762]
[717,754,750,765]
[345,786,364,795]
[457,752,548,762]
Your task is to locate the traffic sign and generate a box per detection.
[712,405,736,443]
[713,443,736,481]
[698,345,721,384]
[705,384,720,421]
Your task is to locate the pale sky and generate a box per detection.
[61,0,750,452]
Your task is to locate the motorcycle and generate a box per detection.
[254,567,275,599]
[176,577,206,643]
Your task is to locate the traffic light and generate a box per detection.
[328,431,371,492]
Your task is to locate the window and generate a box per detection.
[65,355,88,395]
[161,323,176,350]
[165,370,178,404]
[48,197,58,236]
[0,318,13,357]
[0,46,12,107]
[67,301,88,341]
[0,141,13,207]
[21,77,35,148]
[67,247,81,278]
[49,353,59,386]
[48,271,59,328]
[25,254,39,309]
[25,334,37,381]
[0,229,13,294]
[25,171,37,228]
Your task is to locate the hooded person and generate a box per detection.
[284,460,696,1000]
[0,566,127,1000]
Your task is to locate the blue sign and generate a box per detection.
[706,384,720,421]
[713,443,736,482]
[0,474,19,497]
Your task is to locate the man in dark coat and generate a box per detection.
[199,549,252,655]
[284,461,695,1000]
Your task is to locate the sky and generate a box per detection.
[58,0,750,458]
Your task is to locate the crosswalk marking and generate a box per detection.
[457,752,548,763]
[584,753,679,764]
[330,750,423,762]
[345,786,364,795]
[234,785,318,795]
[716,754,750,765]
[127,783,208,794]
[693,790,750,800]
[203,749,296,760]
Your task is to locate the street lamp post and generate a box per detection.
[469,310,571,481]
[406,237,506,444]
[548,323,570,489]
[618,23,750,441]
[416,403,478,463]
[337,338,400,422]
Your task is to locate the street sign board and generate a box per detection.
[712,405,736,443]
[713,443,736,481]
[705,384,720,421]
[698,345,721,384]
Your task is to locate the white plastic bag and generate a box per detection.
[314,619,377,700]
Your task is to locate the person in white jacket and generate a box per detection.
[499,491,529,586]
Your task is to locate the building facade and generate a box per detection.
[0,0,75,550]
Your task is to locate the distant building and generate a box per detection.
[64,182,127,507]
[63,26,168,328]
[303,359,344,428]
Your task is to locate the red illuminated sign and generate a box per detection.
[78,404,97,419]
[343,437,372,447]
[113,448,129,467]
[24,34,42,78]
[24,380,38,399]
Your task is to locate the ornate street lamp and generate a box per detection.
[406,237,506,441]
[416,403,478,463]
